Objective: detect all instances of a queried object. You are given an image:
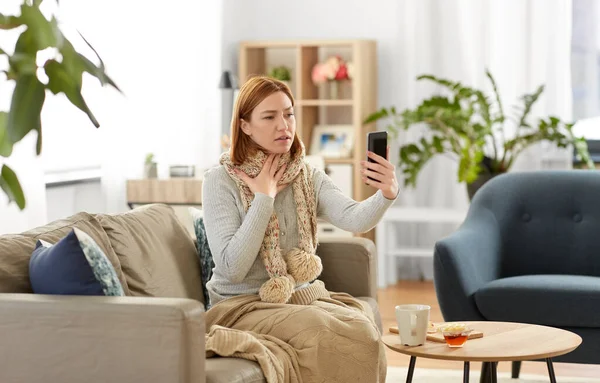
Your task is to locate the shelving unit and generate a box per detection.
[238,39,378,240]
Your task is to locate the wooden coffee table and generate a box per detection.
[382,321,582,383]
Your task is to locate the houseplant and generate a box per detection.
[269,65,291,82]
[144,153,157,178]
[311,56,353,99]
[0,0,119,210]
[269,65,292,91]
[364,70,594,200]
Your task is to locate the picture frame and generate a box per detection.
[309,125,355,159]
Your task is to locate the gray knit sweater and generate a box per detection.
[202,164,396,306]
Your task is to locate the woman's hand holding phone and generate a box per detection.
[360,146,399,200]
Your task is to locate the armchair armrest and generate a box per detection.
[317,237,377,300]
[434,208,502,321]
[0,294,205,383]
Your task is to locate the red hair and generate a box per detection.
[229,75,301,165]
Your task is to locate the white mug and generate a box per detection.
[395,304,431,346]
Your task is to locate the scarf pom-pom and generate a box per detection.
[285,248,322,284]
[259,275,295,303]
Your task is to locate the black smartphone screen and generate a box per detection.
[367,131,388,181]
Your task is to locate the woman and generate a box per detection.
[202,76,399,383]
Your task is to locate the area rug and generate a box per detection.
[386,366,600,382]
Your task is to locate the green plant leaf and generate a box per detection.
[363,108,390,124]
[12,32,39,79]
[432,136,444,152]
[0,13,23,30]
[18,3,59,52]
[0,112,13,157]
[77,53,120,91]
[517,84,544,128]
[417,74,461,90]
[0,164,25,209]
[9,52,37,76]
[60,35,120,94]
[486,69,505,123]
[76,30,121,92]
[7,74,45,144]
[35,125,42,155]
[573,136,595,169]
[386,123,399,138]
[458,145,484,184]
[44,59,99,127]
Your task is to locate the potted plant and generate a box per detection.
[269,65,292,89]
[0,0,119,210]
[364,70,594,200]
[144,153,157,178]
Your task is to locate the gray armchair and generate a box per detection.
[434,170,600,375]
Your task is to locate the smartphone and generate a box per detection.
[366,131,388,181]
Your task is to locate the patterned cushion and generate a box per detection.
[189,208,214,309]
[29,228,125,296]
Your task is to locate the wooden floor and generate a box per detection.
[378,281,600,378]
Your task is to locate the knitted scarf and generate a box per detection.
[220,144,322,304]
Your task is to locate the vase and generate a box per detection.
[144,162,158,179]
[329,81,339,99]
[466,172,502,201]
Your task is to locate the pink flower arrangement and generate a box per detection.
[311,56,353,85]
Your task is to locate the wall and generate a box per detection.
[222,0,403,117]
[46,181,104,223]
[37,0,222,230]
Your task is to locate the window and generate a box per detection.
[571,0,600,166]
[572,0,600,120]
[571,0,600,139]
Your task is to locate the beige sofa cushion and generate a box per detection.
[0,234,38,293]
[0,212,129,294]
[95,204,204,304]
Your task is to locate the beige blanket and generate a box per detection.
[205,281,387,383]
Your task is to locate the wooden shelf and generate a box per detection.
[126,178,203,205]
[297,99,354,107]
[324,158,354,165]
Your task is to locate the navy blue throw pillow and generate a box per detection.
[29,228,125,296]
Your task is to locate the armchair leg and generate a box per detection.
[511,361,522,379]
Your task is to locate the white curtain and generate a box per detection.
[391,0,573,280]
[0,1,48,235]
[58,0,222,213]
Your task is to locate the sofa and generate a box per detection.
[0,203,381,383]
[433,170,600,376]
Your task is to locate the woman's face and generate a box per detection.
[241,91,296,155]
